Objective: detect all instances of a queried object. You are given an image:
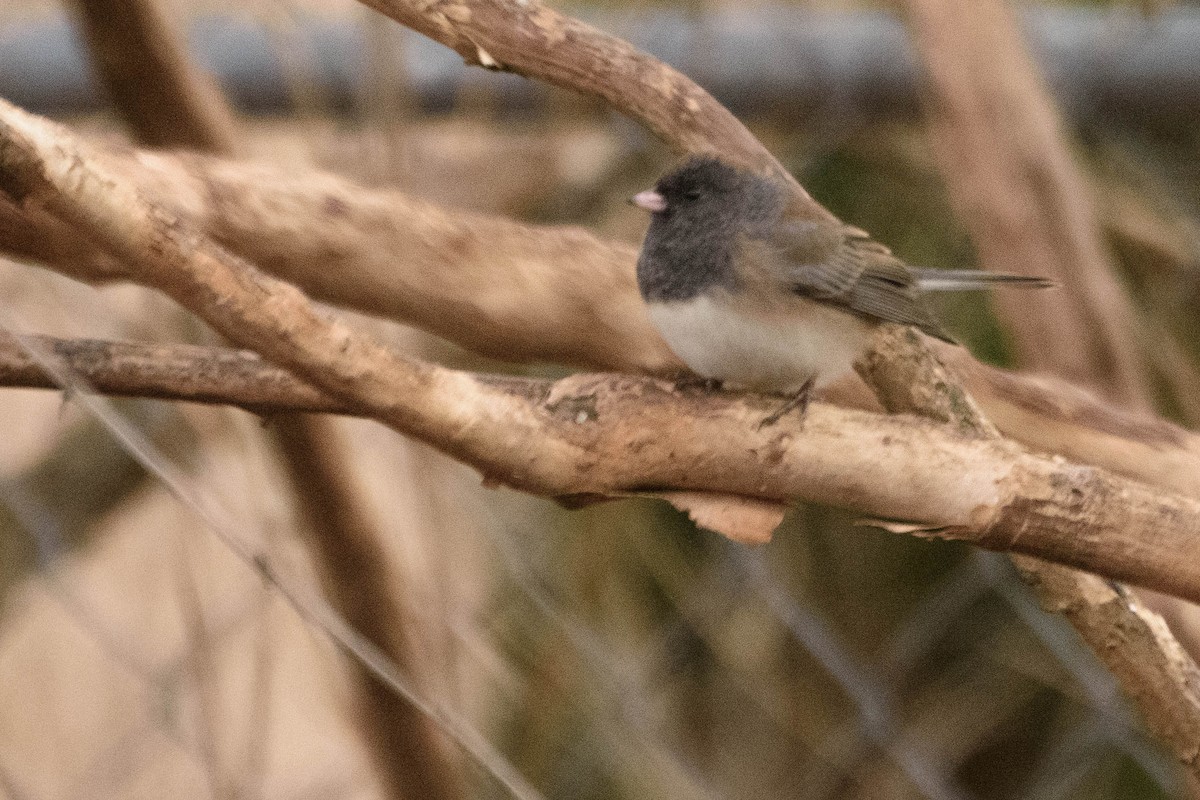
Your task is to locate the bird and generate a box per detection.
[632,155,1054,421]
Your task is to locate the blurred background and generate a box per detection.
[2,0,1200,798]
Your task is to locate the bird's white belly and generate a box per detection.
[648,295,874,391]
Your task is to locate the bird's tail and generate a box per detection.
[914,269,1057,292]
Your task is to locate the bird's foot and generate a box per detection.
[758,378,814,429]
[673,373,725,393]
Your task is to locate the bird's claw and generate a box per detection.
[674,374,725,393]
[758,378,814,429]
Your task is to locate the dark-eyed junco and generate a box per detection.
[633,156,1052,410]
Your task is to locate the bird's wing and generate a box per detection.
[762,221,953,342]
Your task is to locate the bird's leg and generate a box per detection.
[758,377,814,429]
[673,373,726,393]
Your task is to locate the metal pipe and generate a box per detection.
[1,7,1197,126]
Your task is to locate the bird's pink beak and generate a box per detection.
[631,190,667,213]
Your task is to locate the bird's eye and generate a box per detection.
[684,189,702,201]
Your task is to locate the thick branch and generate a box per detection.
[3,140,1199,499]
[4,329,1200,606]
[0,148,682,374]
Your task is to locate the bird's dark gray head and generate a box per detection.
[635,156,782,303]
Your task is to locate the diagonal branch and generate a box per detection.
[901,0,1150,409]
[62,0,470,791]
[355,0,824,210]
[897,3,1200,779]
[856,325,1200,782]
[67,0,239,153]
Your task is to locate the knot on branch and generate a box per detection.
[854,323,999,439]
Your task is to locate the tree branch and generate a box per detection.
[901,0,1150,410]
[66,0,239,153]
[0,333,344,413]
[898,3,1200,776]
[4,136,1199,499]
[65,0,467,792]
[1019,566,1200,773]
[856,325,1200,781]
[4,0,1193,777]
[3,326,1200,605]
[356,0,826,209]
[0,148,682,373]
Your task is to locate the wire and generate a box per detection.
[2,317,545,800]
